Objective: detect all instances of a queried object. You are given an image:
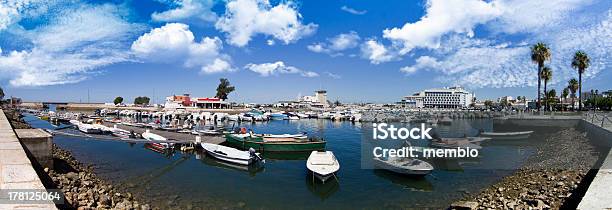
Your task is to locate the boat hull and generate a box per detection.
[480,131,533,140]
[225,134,326,152]
[311,171,334,183]
[372,158,432,176]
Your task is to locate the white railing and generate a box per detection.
[584,111,612,129]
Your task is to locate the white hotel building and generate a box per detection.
[402,86,475,109]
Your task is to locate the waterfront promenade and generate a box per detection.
[0,109,57,209]
[578,112,612,210]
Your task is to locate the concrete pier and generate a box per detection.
[577,112,612,210]
[0,109,57,209]
[102,122,225,145]
[14,129,53,169]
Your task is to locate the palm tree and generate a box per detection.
[562,88,569,111]
[540,66,552,111]
[0,86,4,101]
[571,51,590,111]
[531,42,551,110]
[568,78,579,111]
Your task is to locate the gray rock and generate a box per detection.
[450,201,479,210]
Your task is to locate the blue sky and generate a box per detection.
[0,0,610,104]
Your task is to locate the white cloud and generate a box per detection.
[340,6,366,15]
[383,0,502,55]
[215,0,318,47]
[365,0,609,89]
[400,56,439,75]
[492,0,592,33]
[152,0,217,23]
[202,58,233,74]
[308,31,360,56]
[131,23,235,74]
[324,71,341,79]
[244,61,318,77]
[402,9,611,89]
[360,39,397,64]
[0,3,144,87]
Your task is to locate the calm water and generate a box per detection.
[25,114,589,209]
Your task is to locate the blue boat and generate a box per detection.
[270,113,288,120]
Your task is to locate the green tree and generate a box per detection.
[562,88,569,111]
[134,96,150,105]
[113,96,124,105]
[546,89,557,109]
[540,66,552,111]
[571,51,590,110]
[568,78,579,111]
[484,100,493,109]
[215,78,235,100]
[531,42,551,110]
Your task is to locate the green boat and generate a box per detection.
[224,134,326,152]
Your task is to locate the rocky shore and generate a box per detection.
[5,109,154,210]
[451,128,601,210]
[49,145,153,210]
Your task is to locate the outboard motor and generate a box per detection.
[249,148,265,163]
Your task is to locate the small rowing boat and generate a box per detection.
[201,143,264,165]
[480,131,533,140]
[373,156,433,176]
[142,130,173,149]
[430,137,489,149]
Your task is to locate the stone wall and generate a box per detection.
[0,109,57,209]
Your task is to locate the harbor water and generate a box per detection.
[24,114,608,209]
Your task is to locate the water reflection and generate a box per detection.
[372,170,434,192]
[305,175,340,200]
[198,152,265,176]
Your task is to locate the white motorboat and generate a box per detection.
[70,120,103,134]
[480,131,534,140]
[307,151,340,183]
[110,125,132,139]
[226,114,239,121]
[288,116,300,120]
[373,156,433,176]
[201,143,264,165]
[196,129,222,135]
[142,130,173,149]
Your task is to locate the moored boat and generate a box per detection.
[373,156,433,176]
[142,130,173,149]
[307,151,340,183]
[225,133,326,152]
[70,120,103,134]
[479,131,533,140]
[201,143,264,165]
[430,137,489,149]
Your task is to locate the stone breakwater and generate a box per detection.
[451,128,600,210]
[49,145,153,210]
[6,109,154,210]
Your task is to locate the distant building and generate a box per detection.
[164,94,230,109]
[276,90,329,108]
[403,86,475,109]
